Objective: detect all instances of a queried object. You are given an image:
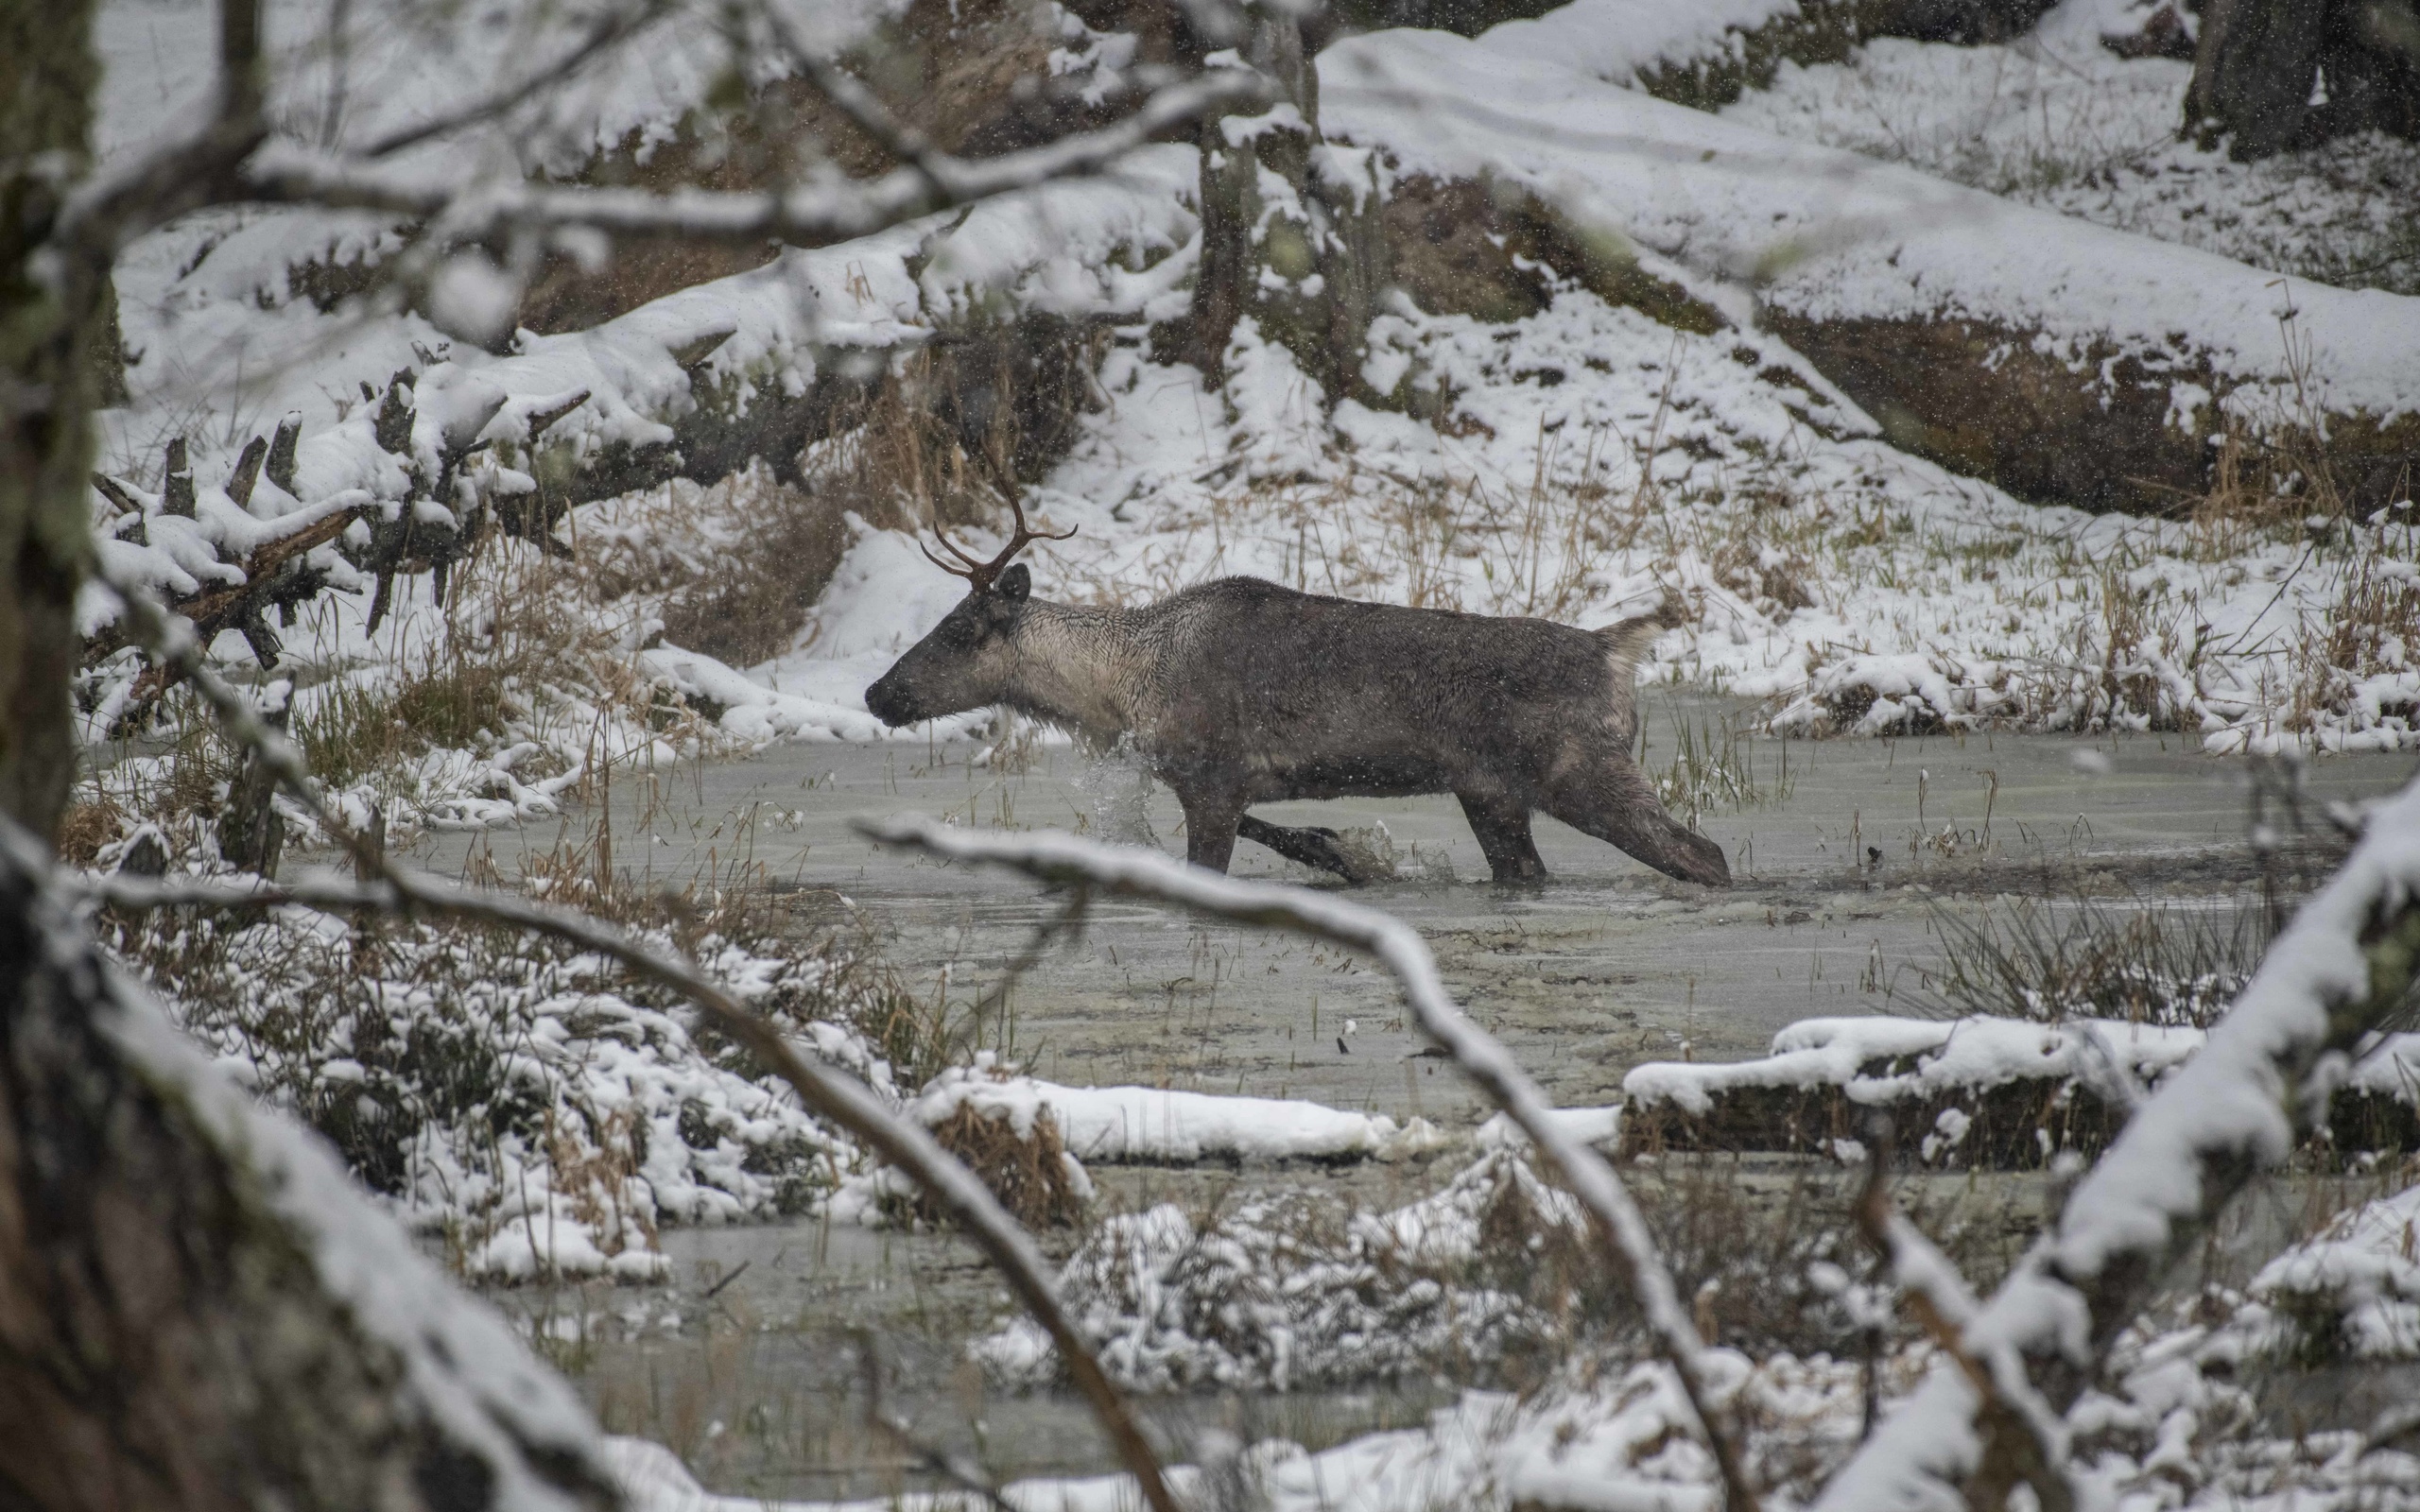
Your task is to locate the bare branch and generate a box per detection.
[1852,1128,2075,1512]
[237,67,1268,247]
[761,8,951,192]
[57,0,268,259]
[859,816,1765,1512]
[358,0,675,160]
[1815,772,2420,1509]
[84,566,1186,1512]
[857,1335,1020,1512]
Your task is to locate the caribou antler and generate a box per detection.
[920,469,1075,593]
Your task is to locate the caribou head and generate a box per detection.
[863,490,1076,728]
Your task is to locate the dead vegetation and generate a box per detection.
[515,0,1146,331]
[578,464,856,669]
[919,1102,1091,1230]
[1919,888,2274,1029]
[1646,704,1798,828]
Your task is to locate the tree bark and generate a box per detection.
[0,820,622,1511]
[2314,0,2420,142]
[0,0,109,842]
[2186,0,2420,156]
[2186,0,2329,156]
[1182,4,1386,402]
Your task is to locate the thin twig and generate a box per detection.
[856,1331,1020,1512]
[359,0,675,160]
[1852,1124,2075,1512]
[238,68,1267,249]
[56,0,268,259]
[858,816,1765,1512]
[85,566,1184,1512]
[761,8,952,192]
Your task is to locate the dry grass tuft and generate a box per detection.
[55,797,128,865]
[578,464,856,669]
[920,1101,1089,1230]
[655,479,852,668]
[1921,889,2273,1029]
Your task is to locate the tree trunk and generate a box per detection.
[1,6,622,1503]
[0,0,108,842]
[0,822,623,1511]
[2314,0,2420,142]
[2185,0,2420,156]
[1183,4,1387,403]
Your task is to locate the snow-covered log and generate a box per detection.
[1813,772,2420,1507]
[1620,1015,2420,1168]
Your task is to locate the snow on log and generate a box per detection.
[1323,29,2420,513]
[252,146,1200,547]
[1812,772,2420,1507]
[910,1056,1451,1165]
[1622,1015,2420,1168]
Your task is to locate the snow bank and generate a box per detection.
[912,1057,1447,1164]
[1322,29,2420,428]
[1624,1012,2420,1167]
[1478,0,1803,89]
[96,0,903,183]
[1475,1104,1624,1152]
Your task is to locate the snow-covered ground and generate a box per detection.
[71,0,2420,1500]
[1718,12,2420,295]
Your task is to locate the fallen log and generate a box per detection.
[1617,1015,2420,1170]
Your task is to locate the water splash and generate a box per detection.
[1074,735,1159,847]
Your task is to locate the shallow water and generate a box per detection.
[424,711,2414,1499]
[417,702,2412,1119]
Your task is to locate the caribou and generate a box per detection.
[864,498,1730,887]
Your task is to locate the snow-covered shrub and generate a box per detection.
[979,1151,1613,1393]
[2244,1181,2420,1366]
[99,897,901,1280]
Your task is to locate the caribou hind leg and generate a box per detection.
[1236,815,1387,884]
[1543,748,1731,886]
[1456,791,1547,884]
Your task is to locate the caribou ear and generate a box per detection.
[996,563,1031,602]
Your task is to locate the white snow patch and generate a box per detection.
[912,1056,1448,1164]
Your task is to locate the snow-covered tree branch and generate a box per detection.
[859,815,1768,1512]
[84,564,1187,1512]
[235,67,1267,250]
[1817,776,2420,1509]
